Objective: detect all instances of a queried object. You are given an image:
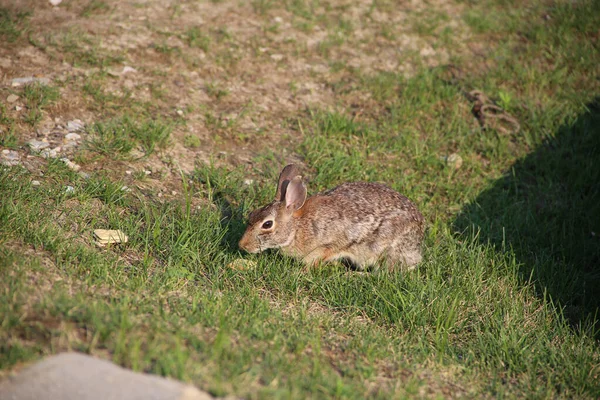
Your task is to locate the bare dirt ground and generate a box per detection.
[1,0,473,195]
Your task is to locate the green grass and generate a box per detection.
[1,0,600,398]
[0,7,30,43]
[85,116,172,159]
[21,83,60,126]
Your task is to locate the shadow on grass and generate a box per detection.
[455,97,600,335]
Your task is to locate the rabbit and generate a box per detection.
[238,164,425,271]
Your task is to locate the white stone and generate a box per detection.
[49,0,62,5]
[1,149,20,166]
[67,120,84,132]
[11,77,50,87]
[40,148,60,159]
[270,54,284,61]
[122,66,137,74]
[65,133,81,141]
[445,153,463,169]
[60,158,81,172]
[31,180,41,186]
[28,140,50,152]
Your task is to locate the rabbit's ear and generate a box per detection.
[276,164,300,201]
[284,176,307,211]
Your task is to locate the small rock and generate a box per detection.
[243,179,254,185]
[6,94,19,103]
[176,109,184,116]
[28,140,50,152]
[144,170,151,175]
[65,132,81,141]
[171,190,178,195]
[65,186,75,194]
[122,66,137,74]
[31,180,41,186]
[444,153,463,169]
[270,54,284,61]
[125,170,132,175]
[11,77,50,87]
[67,119,84,132]
[60,158,81,172]
[49,0,62,5]
[15,105,23,111]
[1,149,20,166]
[273,16,283,23]
[40,148,60,159]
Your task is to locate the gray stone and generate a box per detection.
[0,352,214,400]
[41,147,60,159]
[65,132,82,141]
[1,149,20,166]
[28,140,50,152]
[67,120,84,132]
[11,77,50,87]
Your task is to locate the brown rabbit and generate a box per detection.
[239,164,425,271]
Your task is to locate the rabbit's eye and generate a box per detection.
[262,220,273,229]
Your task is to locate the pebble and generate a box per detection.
[60,158,81,172]
[67,120,84,132]
[11,77,50,87]
[65,132,82,141]
[445,153,463,169]
[49,0,62,5]
[171,190,178,195]
[270,54,284,61]
[31,180,41,186]
[7,94,19,103]
[28,140,50,152]
[176,109,184,116]
[15,105,23,111]
[1,149,20,166]
[40,148,60,159]
[122,66,137,74]
[144,170,151,175]
[125,170,132,175]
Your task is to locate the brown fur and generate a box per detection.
[239,165,425,271]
